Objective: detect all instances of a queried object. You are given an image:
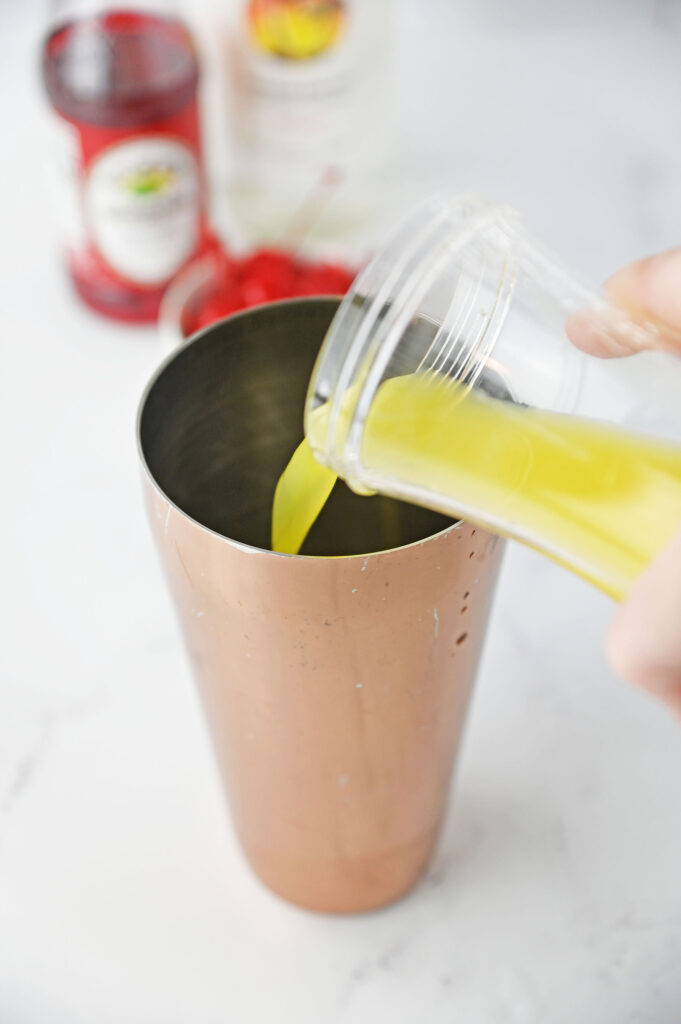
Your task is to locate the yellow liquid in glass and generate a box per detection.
[272,374,681,600]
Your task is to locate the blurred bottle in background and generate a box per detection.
[41,1,213,323]
[217,0,394,249]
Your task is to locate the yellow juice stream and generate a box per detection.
[272,374,681,600]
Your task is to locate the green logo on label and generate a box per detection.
[119,167,176,196]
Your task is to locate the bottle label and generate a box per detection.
[44,107,203,290]
[44,111,87,251]
[231,0,357,170]
[248,0,347,60]
[85,137,200,285]
[225,0,391,233]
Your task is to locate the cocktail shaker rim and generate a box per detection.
[137,296,464,563]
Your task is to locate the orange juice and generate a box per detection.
[272,374,681,599]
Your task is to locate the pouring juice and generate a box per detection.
[272,373,681,601]
[271,198,681,596]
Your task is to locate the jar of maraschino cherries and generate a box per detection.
[42,3,212,323]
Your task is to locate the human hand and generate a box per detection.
[586,250,681,716]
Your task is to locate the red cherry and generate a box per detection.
[238,248,300,306]
[239,247,300,281]
[194,287,245,330]
[296,262,355,297]
[208,242,241,289]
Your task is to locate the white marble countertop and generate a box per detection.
[2,2,681,1021]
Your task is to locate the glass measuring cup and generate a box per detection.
[304,196,681,599]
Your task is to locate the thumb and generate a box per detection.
[604,248,681,355]
[566,248,681,358]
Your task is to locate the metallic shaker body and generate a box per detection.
[139,300,503,912]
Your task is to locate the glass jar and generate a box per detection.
[304,196,681,598]
[42,2,211,323]
[219,0,394,246]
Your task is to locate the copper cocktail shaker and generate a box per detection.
[138,299,503,912]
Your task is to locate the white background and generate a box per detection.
[1,1,681,1021]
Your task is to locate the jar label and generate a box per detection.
[85,137,200,285]
[44,111,87,251]
[230,0,360,171]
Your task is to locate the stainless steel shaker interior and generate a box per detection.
[139,298,453,556]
